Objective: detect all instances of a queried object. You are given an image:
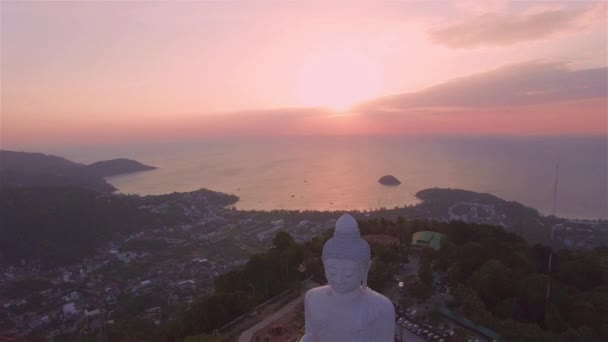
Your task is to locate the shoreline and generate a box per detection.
[109,185,606,222]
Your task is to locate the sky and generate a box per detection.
[1,0,607,148]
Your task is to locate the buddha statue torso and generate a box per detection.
[303,285,394,342]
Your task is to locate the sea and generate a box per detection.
[47,136,607,220]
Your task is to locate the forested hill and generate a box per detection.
[416,188,539,219]
[0,150,156,193]
[84,158,157,177]
[0,187,238,268]
[162,219,608,342]
[415,188,556,245]
[0,187,159,267]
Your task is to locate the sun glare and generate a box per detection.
[297,52,381,111]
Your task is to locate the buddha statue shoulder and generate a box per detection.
[301,214,395,342]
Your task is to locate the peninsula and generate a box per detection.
[0,150,157,193]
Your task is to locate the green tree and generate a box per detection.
[418,258,433,287]
[272,231,296,251]
[556,251,603,291]
[499,320,555,342]
[447,264,463,285]
[469,259,514,310]
[368,259,391,291]
[410,280,432,301]
[517,274,548,324]
[452,284,494,325]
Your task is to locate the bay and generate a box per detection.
[50,136,607,220]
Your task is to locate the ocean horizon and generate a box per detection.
[42,135,607,220]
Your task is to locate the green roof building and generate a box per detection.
[411,231,445,251]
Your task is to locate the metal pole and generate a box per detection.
[546,158,559,321]
[551,159,560,216]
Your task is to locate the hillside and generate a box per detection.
[84,158,157,177]
[0,186,238,268]
[0,150,83,172]
[0,187,160,267]
[164,219,608,342]
[415,188,549,243]
[0,183,605,341]
[416,188,539,219]
[0,151,156,193]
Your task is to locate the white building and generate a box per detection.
[116,251,138,263]
[85,308,101,317]
[63,302,79,316]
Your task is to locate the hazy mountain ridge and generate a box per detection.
[0,150,84,171]
[0,150,156,193]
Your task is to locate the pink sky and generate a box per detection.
[1,1,606,148]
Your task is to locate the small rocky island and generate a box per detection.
[378,175,401,186]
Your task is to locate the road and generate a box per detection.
[237,281,322,342]
[238,294,303,342]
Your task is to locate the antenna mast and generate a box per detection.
[546,157,559,321]
[551,158,560,217]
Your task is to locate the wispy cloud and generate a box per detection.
[357,61,607,112]
[429,3,606,48]
[453,0,509,15]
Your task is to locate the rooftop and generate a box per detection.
[411,231,445,251]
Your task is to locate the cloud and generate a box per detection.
[0,106,347,148]
[453,0,509,15]
[429,3,606,48]
[356,61,607,112]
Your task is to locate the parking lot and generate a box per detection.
[387,252,486,342]
[395,314,453,342]
[396,325,426,342]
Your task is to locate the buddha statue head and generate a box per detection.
[322,213,371,293]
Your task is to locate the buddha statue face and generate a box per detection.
[324,258,368,294]
[321,214,371,294]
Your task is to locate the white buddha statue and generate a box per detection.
[301,214,395,342]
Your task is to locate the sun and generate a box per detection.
[297,52,381,111]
